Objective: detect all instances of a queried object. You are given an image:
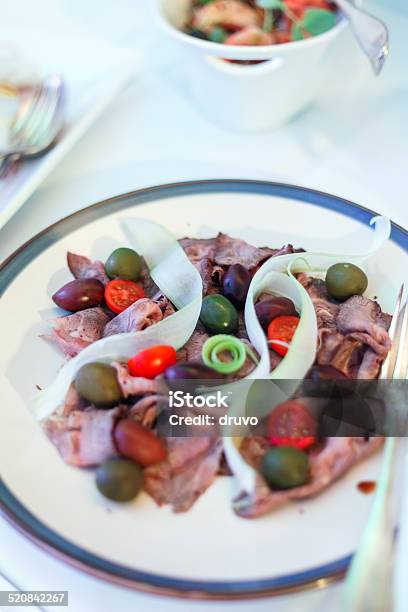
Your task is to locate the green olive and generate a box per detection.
[200,294,239,335]
[209,26,226,43]
[105,247,142,281]
[96,458,143,501]
[325,263,368,301]
[261,447,309,490]
[75,362,123,407]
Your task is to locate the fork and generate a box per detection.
[0,86,41,179]
[0,75,65,179]
[344,284,408,612]
[334,0,389,75]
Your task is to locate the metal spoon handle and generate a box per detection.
[335,0,389,75]
[0,152,21,164]
[0,154,21,180]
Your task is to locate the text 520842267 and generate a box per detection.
[0,591,68,607]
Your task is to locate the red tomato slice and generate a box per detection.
[285,0,332,18]
[105,279,145,314]
[269,436,316,451]
[267,315,300,356]
[128,345,177,379]
[267,400,317,450]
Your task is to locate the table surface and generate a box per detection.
[1,1,407,610]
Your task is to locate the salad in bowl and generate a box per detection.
[157,0,348,129]
[185,0,338,48]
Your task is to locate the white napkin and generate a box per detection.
[0,12,140,224]
[0,21,139,122]
[0,44,38,86]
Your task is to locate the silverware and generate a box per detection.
[344,284,408,612]
[0,75,65,179]
[0,83,19,97]
[334,0,389,75]
[0,568,45,612]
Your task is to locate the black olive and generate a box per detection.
[222,264,251,306]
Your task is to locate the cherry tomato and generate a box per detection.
[285,0,332,19]
[274,31,291,44]
[269,436,316,451]
[114,420,167,467]
[128,345,177,379]
[267,400,317,450]
[105,279,145,314]
[267,315,300,356]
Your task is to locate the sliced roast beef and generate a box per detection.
[196,257,217,295]
[323,295,391,378]
[44,307,110,358]
[337,295,392,345]
[235,436,383,518]
[103,299,163,337]
[274,244,304,257]
[58,384,86,416]
[349,331,390,358]
[317,335,386,379]
[128,395,164,428]
[154,294,176,318]
[138,259,160,297]
[230,338,257,378]
[43,406,123,466]
[297,273,339,330]
[299,274,391,379]
[176,327,257,378]
[314,299,340,331]
[67,252,109,285]
[144,437,223,512]
[240,436,269,468]
[297,274,329,301]
[177,238,221,294]
[179,237,216,263]
[112,362,162,398]
[357,349,382,379]
[180,234,299,294]
[317,330,364,378]
[213,233,277,267]
[176,328,209,362]
[269,349,283,371]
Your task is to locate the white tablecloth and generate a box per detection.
[1,1,407,610]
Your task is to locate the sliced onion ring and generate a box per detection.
[202,335,258,375]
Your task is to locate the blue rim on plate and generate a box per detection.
[1,180,407,600]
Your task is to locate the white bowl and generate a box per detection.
[156,0,350,130]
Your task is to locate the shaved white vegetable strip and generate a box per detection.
[224,215,391,495]
[223,268,316,495]
[121,218,200,310]
[244,215,390,380]
[246,270,318,380]
[34,220,203,420]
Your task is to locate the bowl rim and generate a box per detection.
[155,0,348,60]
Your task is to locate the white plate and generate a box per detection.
[0,180,407,599]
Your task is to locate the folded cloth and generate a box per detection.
[0,15,139,224]
[0,44,39,88]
